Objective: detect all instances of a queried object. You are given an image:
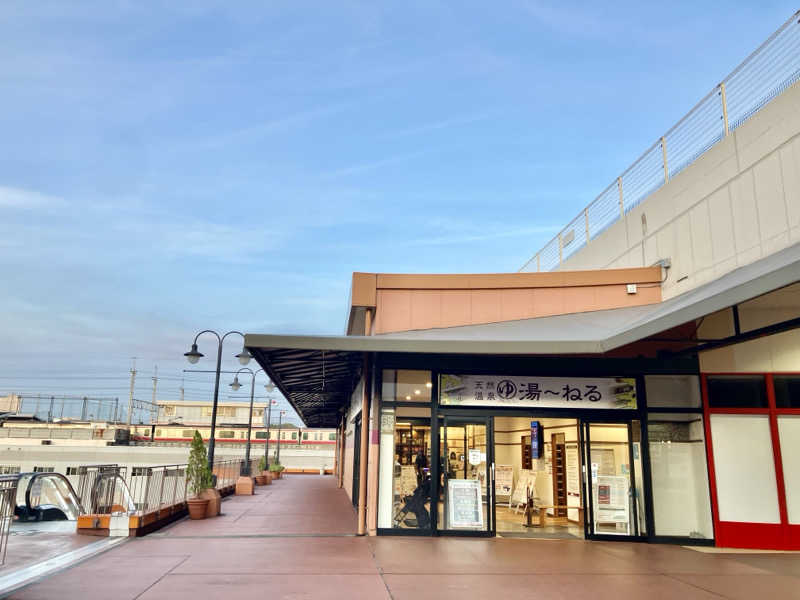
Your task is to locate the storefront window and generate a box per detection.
[382,370,432,403]
[774,376,800,408]
[707,376,767,408]
[377,407,432,530]
[777,416,800,524]
[710,414,780,523]
[647,413,713,538]
[644,375,701,408]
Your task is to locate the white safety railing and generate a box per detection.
[521,11,800,273]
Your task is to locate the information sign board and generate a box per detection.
[495,464,513,497]
[447,479,484,529]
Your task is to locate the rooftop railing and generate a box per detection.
[521,11,800,273]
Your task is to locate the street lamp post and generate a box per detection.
[229,368,265,476]
[264,381,276,465]
[276,410,286,465]
[184,330,251,470]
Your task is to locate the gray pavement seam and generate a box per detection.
[131,554,191,600]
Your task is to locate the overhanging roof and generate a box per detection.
[246,241,800,426]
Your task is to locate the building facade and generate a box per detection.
[244,15,800,550]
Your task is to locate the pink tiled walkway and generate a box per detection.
[9,475,800,600]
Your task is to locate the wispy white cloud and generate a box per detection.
[0,185,63,210]
[384,111,498,139]
[400,224,560,247]
[321,148,433,178]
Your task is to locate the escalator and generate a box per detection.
[14,472,84,522]
[14,469,137,522]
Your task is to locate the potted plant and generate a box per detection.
[269,461,285,480]
[257,456,270,485]
[186,430,213,519]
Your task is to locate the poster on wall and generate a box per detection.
[566,446,580,496]
[397,465,418,497]
[448,479,484,529]
[495,465,514,497]
[440,375,636,409]
[594,475,629,529]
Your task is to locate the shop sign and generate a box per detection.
[440,374,636,409]
[531,421,541,459]
[468,449,481,465]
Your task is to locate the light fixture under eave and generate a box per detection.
[414,389,421,395]
[405,395,411,400]
[265,380,276,394]
[229,376,242,391]
[426,382,432,388]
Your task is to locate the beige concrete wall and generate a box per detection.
[698,284,800,372]
[558,80,800,301]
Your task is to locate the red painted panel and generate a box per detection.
[716,522,786,550]
[787,524,800,550]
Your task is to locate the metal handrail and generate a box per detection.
[521,11,800,273]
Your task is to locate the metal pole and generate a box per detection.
[265,399,272,465]
[720,82,730,137]
[127,360,137,426]
[243,372,255,475]
[276,411,283,464]
[617,176,624,217]
[81,396,87,421]
[48,396,54,423]
[207,338,223,469]
[661,136,669,183]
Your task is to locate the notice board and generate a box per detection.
[447,479,484,529]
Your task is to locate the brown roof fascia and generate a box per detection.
[374,267,662,290]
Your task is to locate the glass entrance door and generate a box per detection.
[581,420,646,539]
[438,416,494,535]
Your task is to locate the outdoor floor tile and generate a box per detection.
[669,574,800,600]
[137,573,391,600]
[169,537,377,575]
[9,553,189,600]
[10,476,800,600]
[382,573,724,600]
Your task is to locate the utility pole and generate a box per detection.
[151,365,158,411]
[127,357,137,426]
[180,377,185,403]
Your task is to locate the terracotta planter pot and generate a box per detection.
[262,471,272,485]
[199,487,221,517]
[255,475,267,485]
[272,470,282,480]
[187,498,209,520]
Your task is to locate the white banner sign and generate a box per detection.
[440,374,636,409]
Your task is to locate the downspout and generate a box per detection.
[357,309,373,535]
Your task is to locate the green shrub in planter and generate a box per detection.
[258,456,268,472]
[268,463,284,472]
[187,430,213,497]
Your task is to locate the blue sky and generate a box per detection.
[0,1,794,419]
